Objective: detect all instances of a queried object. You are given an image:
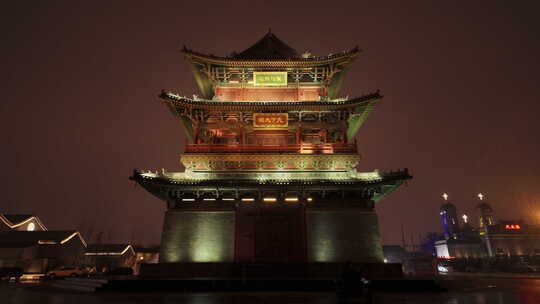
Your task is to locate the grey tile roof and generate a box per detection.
[86,244,133,254]
[0,230,79,247]
[2,214,34,224]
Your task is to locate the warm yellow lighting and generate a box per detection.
[307,197,313,202]
[20,274,45,280]
[263,197,277,202]
[285,197,298,202]
[462,214,468,223]
[39,232,87,247]
[27,222,35,231]
[38,240,57,245]
[478,193,484,200]
[60,232,87,247]
[442,193,448,201]
[300,146,314,154]
[182,198,195,202]
[0,215,47,231]
[242,198,255,202]
[85,245,133,256]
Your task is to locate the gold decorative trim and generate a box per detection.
[181,153,360,172]
[183,50,359,67]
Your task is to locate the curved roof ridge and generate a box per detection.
[0,214,48,231]
[160,90,382,106]
[182,47,360,63]
[233,31,299,60]
[181,31,360,63]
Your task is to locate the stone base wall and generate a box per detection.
[306,209,383,263]
[160,206,383,264]
[160,210,235,263]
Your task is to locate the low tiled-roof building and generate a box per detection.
[0,214,47,231]
[0,230,86,273]
[84,244,136,272]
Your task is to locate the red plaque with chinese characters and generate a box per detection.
[253,113,288,128]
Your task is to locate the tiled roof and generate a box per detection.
[160,91,381,111]
[0,214,48,231]
[2,215,33,224]
[132,169,411,186]
[183,48,359,66]
[86,244,134,255]
[0,230,85,247]
[233,32,299,60]
[181,32,359,65]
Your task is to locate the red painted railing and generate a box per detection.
[185,144,356,154]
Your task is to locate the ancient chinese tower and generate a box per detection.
[131,32,411,266]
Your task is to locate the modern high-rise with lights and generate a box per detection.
[131,32,411,266]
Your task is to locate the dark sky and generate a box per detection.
[2,1,540,246]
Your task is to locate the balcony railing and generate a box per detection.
[184,143,357,154]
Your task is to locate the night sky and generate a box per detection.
[2,1,539,246]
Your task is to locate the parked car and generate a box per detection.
[0,267,22,281]
[46,266,87,279]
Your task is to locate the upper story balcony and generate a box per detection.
[184,143,357,154]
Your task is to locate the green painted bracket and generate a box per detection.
[372,181,404,203]
[164,102,194,143]
[189,63,214,99]
[346,102,376,142]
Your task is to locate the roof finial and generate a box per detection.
[478,193,484,200]
[442,193,449,201]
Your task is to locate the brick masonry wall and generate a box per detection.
[160,210,235,263]
[306,209,384,263]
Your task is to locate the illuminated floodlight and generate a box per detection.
[437,265,449,273]
[263,197,277,202]
[307,197,313,202]
[222,198,235,201]
[478,193,484,200]
[182,198,195,202]
[383,258,388,263]
[462,214,468,223]
[203,198,216,201]
[242,198,255,202]
[285,197,298,202]
[442,193,448,201]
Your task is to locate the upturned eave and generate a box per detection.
[181,47,360,67]
[159,91,381,112]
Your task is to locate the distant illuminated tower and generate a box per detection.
[477,193,494,232]
[440,193,459,239]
